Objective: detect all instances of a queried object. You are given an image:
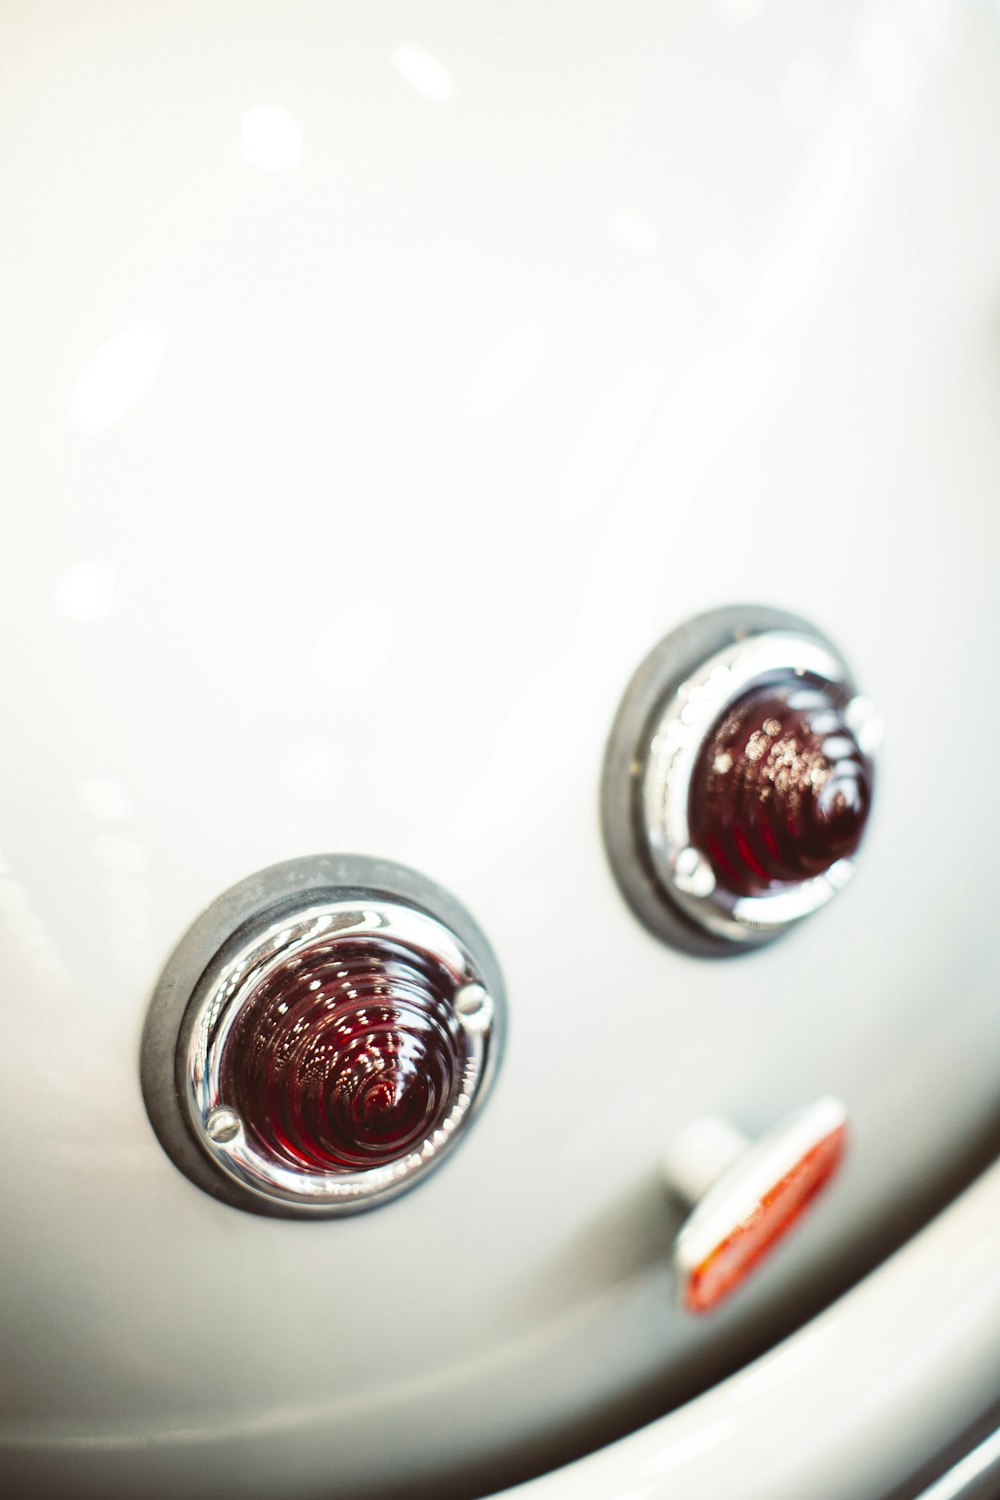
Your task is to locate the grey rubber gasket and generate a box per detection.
[140,854,506,1218]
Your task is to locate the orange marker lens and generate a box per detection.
[686,1123,847,1314]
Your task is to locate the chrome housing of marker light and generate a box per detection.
[601,605,879,956]
[141,855,505,1217]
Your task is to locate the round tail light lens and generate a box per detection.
[220,936,468,1175]
[141,856,504,1216]
[601,605,877,954]
[688,679,872,897]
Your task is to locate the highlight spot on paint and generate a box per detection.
[71,318,164,435]
[55,563,115,622]
[391,43,457,102]
[609,209,659,252]
[466,324,548,418]
[78,777,133,822]
[241,103,304,171]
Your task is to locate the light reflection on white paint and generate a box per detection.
[559,361,665,519]
[271,818,315,864]
[781,52,832,131]
[685,343,776,450]
[609,208,659,252]
[712,0,767,21]
[0,852,67,977]
[466,324,548,417]
[391,42,457,102]
[71,317,164,434]
[857,5,924,122]
[103,871,155,980]
[85,820,155,979]
[284,740,340,802]
[92,832,146,877]
[699,238,745,291]
[746,130,857,338]
[641,1419,735,1477]
[908,0,957,51]
[55,562,115,622]
[748,0,959,343]
[241,103,304,171]
[56,1141,151,1176]
[0,876,30,920]
[309,609,395,688]
[731,1322,837,1401]
[78,777,132,822]
[946,1219,1000,1299]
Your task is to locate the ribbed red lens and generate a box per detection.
[219,937,466,1173]
[688,678,871,897]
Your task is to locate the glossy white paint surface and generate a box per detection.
[493,1156,1000,1499]
[1,1,999,1496]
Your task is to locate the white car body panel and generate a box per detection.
[1,2,998,1496]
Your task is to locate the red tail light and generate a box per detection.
[141,856,504,1217]
[220,937,466,1173]
[688,678,871,898]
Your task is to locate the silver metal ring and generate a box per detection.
[141,855,505,1217]
[601,605,875,955]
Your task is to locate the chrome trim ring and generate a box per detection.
[186,901,494,1213]
[141,855,505,1217]
[601,605,871,956]
[643,629,854,943]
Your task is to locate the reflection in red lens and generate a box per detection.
[688,678,872,898]
[219,937,467,1173]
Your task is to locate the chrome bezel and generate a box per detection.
[184,900,494,1214]
[642,629,855,944]
[601,606,872,955]
[141,855,505,1217]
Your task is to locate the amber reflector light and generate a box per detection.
[686,1123,847,1314]
[688,678,871,897]
[219,937,466,1173]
